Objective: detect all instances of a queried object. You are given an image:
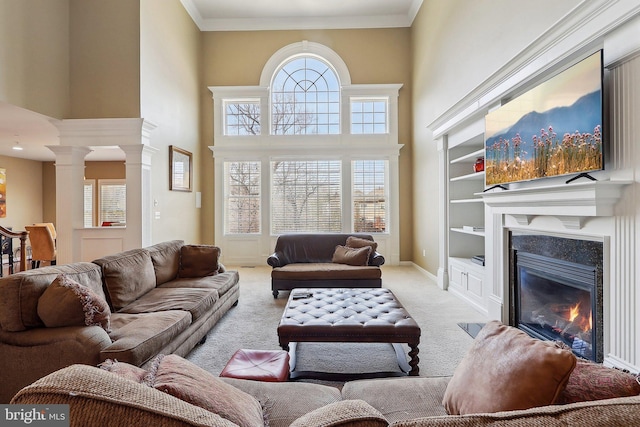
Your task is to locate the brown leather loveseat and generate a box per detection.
[267,233,384,298]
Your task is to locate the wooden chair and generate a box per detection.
[33,222,57,240]
[25,225,56,269]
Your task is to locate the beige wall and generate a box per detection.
[140,0,202,244]
[0,156,43,231]
[200,29,413,257]
[0,0,69,118]
[69,0,140,118]
[410,0,581,273]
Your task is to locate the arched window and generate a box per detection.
[271,56,340,135]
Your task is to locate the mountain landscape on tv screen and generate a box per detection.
[485,90,603,186]
[485,90,601,151]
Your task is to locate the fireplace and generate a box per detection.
[509,233,603,362]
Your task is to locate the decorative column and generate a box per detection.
[52,118,157,263]
[436,135,449,290]
[46,146,92,264]
[119,143,157,248]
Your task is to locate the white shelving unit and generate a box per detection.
[442,121,489,315]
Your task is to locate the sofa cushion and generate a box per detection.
[0,262,104,332]
[158,271,240,297]
[332,245,372,266]
[346,235,378,253]
[37,274,111,333]
[442,320,576,415]
[289,399,387,427]
[102,311,191,366]
[343,377,449,424]
[271,263,382,281]
[93,249,157,310]
[99,359,148,383]
[147,240,184,285]
[221,377,342,427]
[178,245,221,278]
[558,359,640,404]
[147,354,264,427]
[118,287,219,322]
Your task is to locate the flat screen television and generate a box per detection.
[484,50,604,187]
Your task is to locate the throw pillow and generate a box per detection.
[346,236,378,253]
[558,358,640,404]
[442,320,576,415]
[178,245,220,278]
[146,354,264,427]
[332,245,371,266]
[99,359,148,383]
[37,274,112,333]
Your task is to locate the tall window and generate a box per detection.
[353,160,387,232]
[225,162,261,233]
[271,160,342,233]
[211,41,401,258]
[271,56,340,135]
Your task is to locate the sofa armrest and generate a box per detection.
[289,399,388,427]
[11,365,237,427]
[267,251,286,268]
[370,252,385,267]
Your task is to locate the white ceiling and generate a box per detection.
[2,0,422,162]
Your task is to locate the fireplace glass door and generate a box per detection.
[515,252,597,361]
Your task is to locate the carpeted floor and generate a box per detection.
[186,265,488,381]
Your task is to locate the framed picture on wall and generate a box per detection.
[169,146,192,192]
[0,168,6,218]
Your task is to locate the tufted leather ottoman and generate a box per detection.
[277,288,420,380]
[219,349,290,382]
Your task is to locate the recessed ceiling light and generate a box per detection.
[12,142,23,151]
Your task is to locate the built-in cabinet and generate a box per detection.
[436,117,489,315]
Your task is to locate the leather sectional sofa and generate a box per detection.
[0,240,239,403]
[267,233,385,297]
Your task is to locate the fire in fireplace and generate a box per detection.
[514,251,600,362]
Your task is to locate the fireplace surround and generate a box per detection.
[509,232,604,362]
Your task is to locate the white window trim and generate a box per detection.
[208,41,404,266]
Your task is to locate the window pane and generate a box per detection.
[100,181,126,225]
[351,99,388,134]
[271,160,341,233]
[84,181,94,227]
[271,57,340,135]
[225,101,261,135]
[225,162,261,234]
[353,160,387,233]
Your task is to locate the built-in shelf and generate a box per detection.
[450,148,484,164]
[451,227,485,237]
[451,171,485,182]
[451,198,484,204]
[480,180,633,229]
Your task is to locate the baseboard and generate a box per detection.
[405,262,438,283]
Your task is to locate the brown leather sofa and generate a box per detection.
[267,233,384,298]
[0,240,239,403]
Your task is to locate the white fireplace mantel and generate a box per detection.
[479,180,632,229]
